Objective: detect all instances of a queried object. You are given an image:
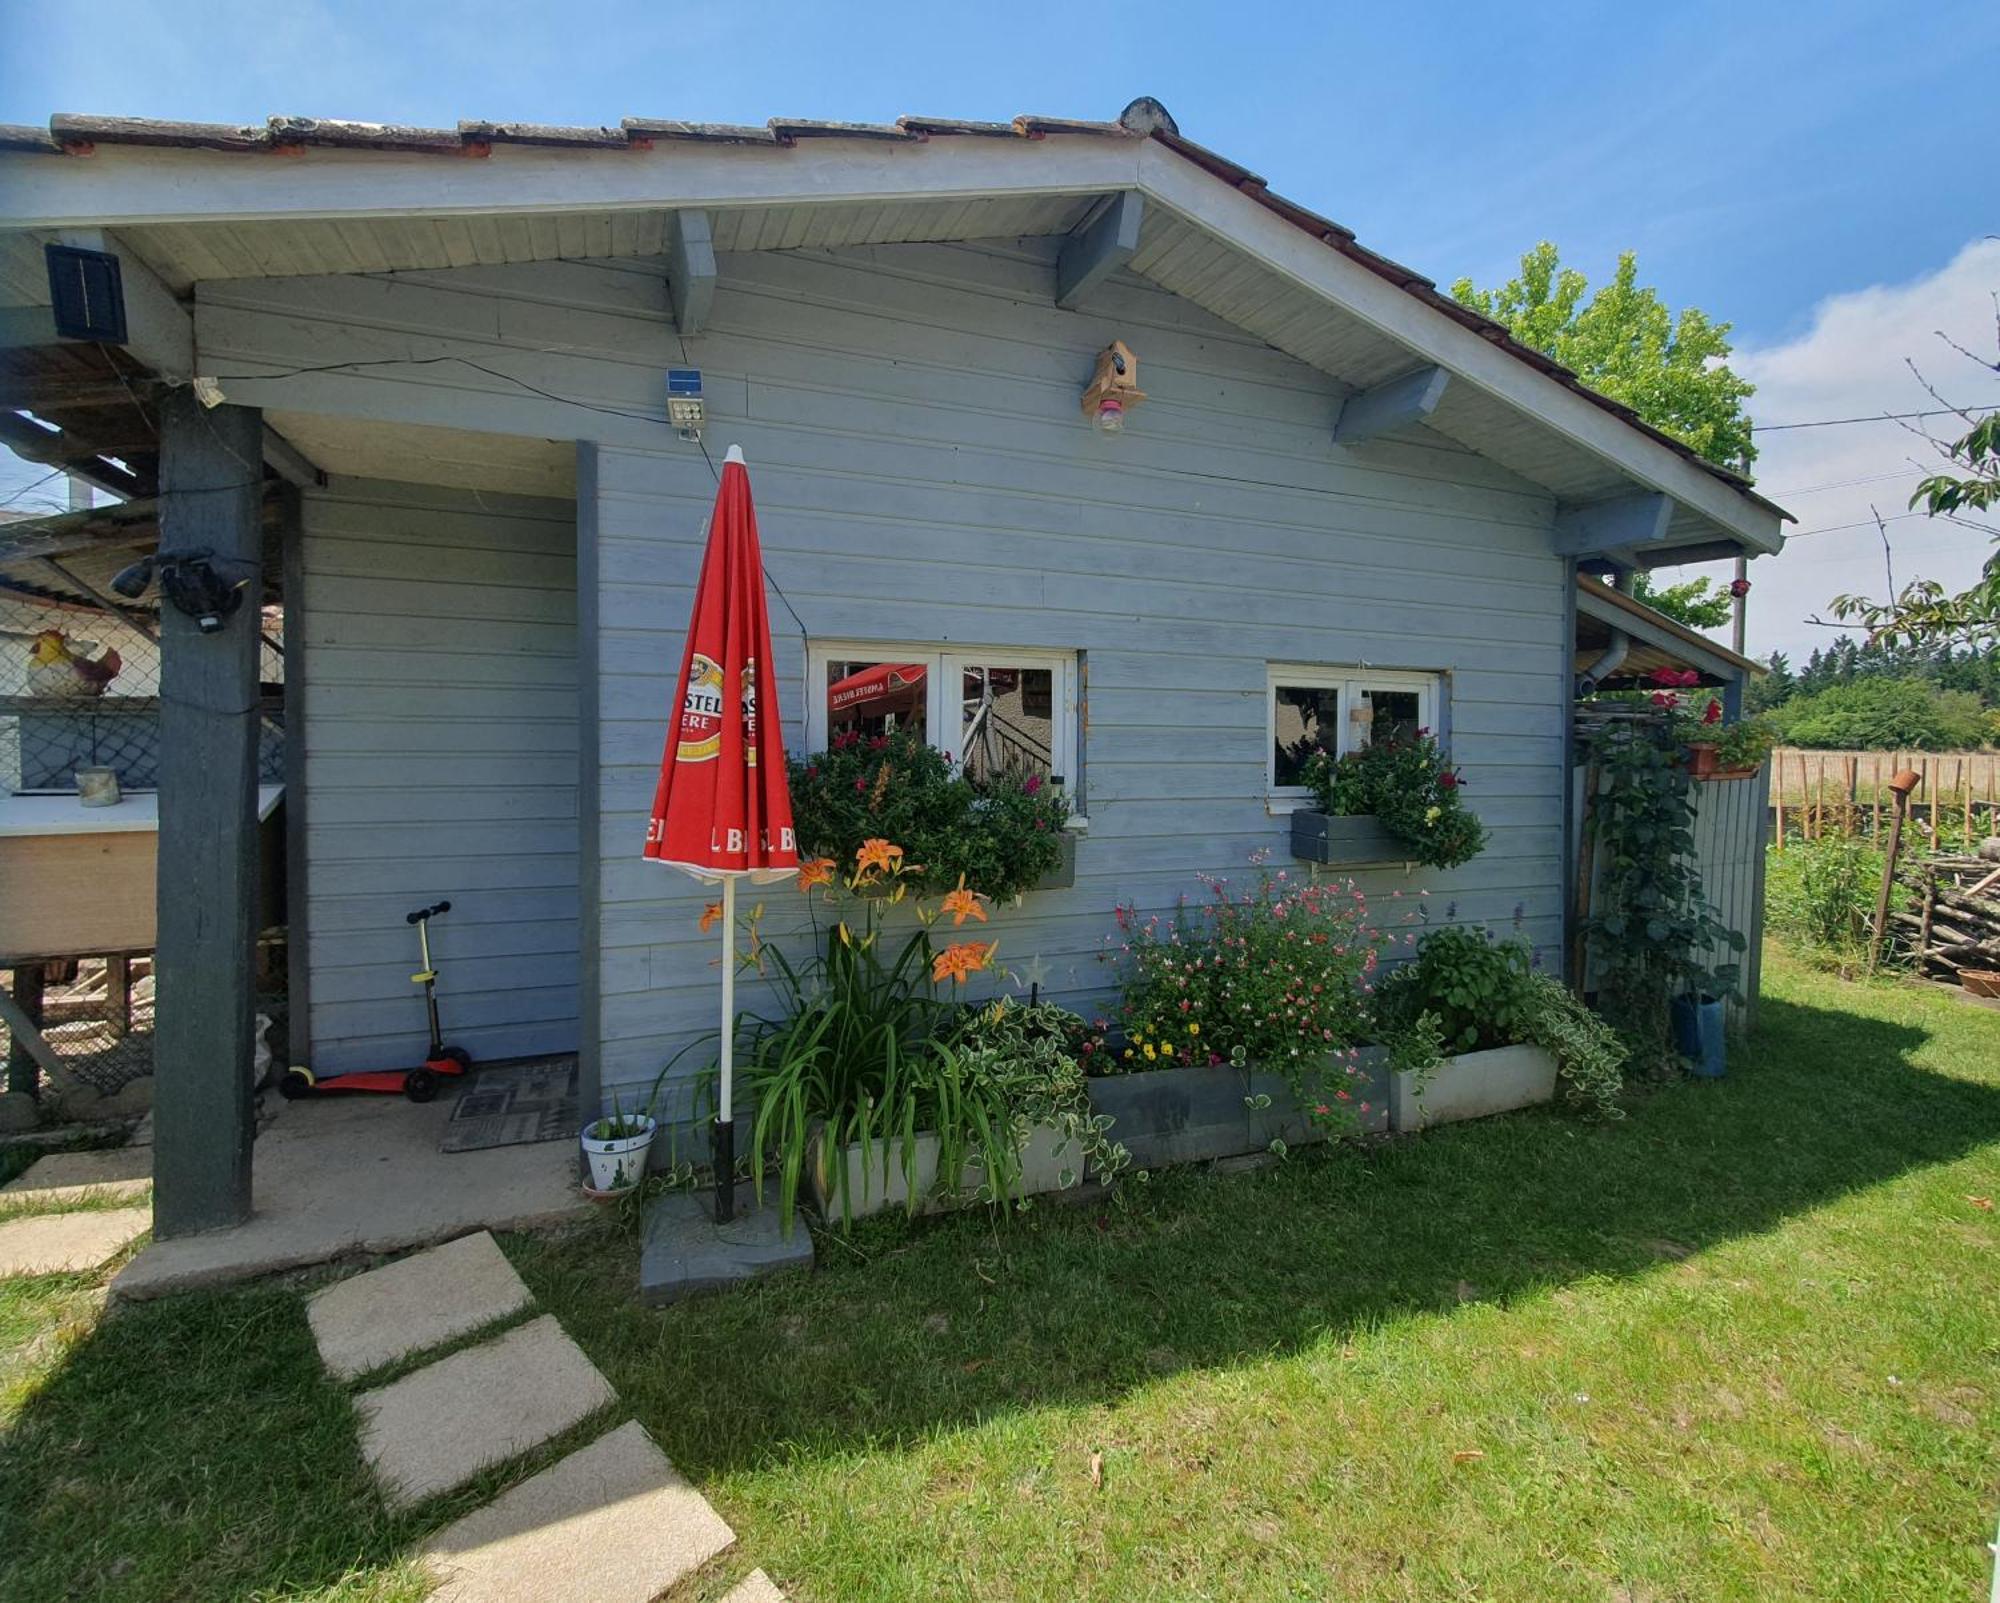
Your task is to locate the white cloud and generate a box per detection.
[1654,236,2000,664]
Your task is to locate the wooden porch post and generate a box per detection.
[153,393,263,1237]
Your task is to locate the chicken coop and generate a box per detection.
[0,483,288,1112]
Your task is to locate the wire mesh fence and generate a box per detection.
[1,567,285,1103]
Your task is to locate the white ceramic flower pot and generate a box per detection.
[580,1115,657,1195]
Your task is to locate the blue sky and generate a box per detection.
[2,0,1995,653]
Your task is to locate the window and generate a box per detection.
[1268,666,1440,807]
[807,641,1081,799]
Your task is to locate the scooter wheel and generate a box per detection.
[439,1046,472,1070]
[279,1067,316,1100]
[404,1068,440,1103]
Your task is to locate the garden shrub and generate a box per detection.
[1296,732,1487,869]
[789,727,1070,901]
[1765,835,1886,956]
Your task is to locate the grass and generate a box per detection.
[2,946,1997,1601]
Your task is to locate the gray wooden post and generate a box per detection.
[6,963,44,1097]
[153,393,263,1237]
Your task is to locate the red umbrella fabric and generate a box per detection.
[643,445,797,1218]
[645,446,799,882]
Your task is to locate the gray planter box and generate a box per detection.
[1290,810,1407,866]
[811,1121,1083,1222]
[1390,1042,1557,1132]
[1085,1049,1390,1173]
[1032,828,1077,891]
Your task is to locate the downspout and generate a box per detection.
[1576,628,1630,698]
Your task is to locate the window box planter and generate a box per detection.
[810,1121,1084,1221]
[1685,744,1759,781]
[1084,1049,1391,1172]
[1388,1042,1557,1132]
[1290,810,1407,867]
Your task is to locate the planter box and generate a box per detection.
[1686,745,1761,782]
[1033,829,1078,891]
[1290,810,1407,866]
[1085,1050,1390,1172]
[812,1121,1083,1221]
[1390,1043,1557,1132]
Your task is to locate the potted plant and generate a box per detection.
[1691,713,1774,780]
[1291,732,1486,870]
[1370,919,1630,1126]
[580,1092,657,1197]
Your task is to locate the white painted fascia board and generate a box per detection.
[0,134,1145,230]
[1133,142,1784,559]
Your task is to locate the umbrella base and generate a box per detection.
[638,1181,813,1307]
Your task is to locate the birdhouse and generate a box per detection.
[1081,340,1146,434]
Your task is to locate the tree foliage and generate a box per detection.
[1628,573,1734,630]
[1766,677,1993,751]
[1452,242,1756,468]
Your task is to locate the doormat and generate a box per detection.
[440,1055,579,1154]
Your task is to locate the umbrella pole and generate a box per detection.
[715,875,737,1222]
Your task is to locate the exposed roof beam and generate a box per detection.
[666,210,716,336]
[1553,492,1674,560]
[261,423,324,488]
[1332,365,1450,445]
[53,228,194,383]
[0,372,153,410]
[0,409,147,498]
[1056,191,1142,310]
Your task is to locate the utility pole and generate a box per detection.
[1731,556,1748,655]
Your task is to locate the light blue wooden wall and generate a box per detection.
[300,478,580,1072]
[205,239,1570,1107]
[583,243,1570,1110]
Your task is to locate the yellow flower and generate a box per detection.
[698,900,723,934]
[1143,1043,1157,1061]
[1424,805,1442,824]
[1122,1049,1133,1060]
[1187,1021,1200,1037]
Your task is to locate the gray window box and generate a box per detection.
[1389,1043,1557,1131]
[1290,810,1407,866]
[811,1121,1084,1222]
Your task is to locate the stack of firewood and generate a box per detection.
[1895,848,2000,983]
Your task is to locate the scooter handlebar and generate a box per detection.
[406,900,451,925]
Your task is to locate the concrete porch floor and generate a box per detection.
[112,1091,592,1300]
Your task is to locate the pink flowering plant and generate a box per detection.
[1105,870,1383,1133]
[1296,731,1486,870]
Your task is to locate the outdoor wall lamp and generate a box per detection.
[1081,340,1146,435]
[111,550,252,635]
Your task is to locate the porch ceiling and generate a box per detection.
[262,412,575,499]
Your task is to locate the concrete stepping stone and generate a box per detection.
[421,1419,735,1603]
[2,1147,152,1206]
[641,1182,813,1306]
[354,1314,614,1509]
[309,1231,533,1381]
[0,1205,151,1276]
[721,1568,788,1603]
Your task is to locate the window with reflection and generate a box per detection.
[1267,667,1442,801]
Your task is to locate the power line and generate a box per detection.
[1751,406,1995,432]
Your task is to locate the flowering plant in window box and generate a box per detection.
[1644,670,1773,779]
[789,727,1070,900]
[1293,731,1486,869]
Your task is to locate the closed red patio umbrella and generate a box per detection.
[645,444,798,1219]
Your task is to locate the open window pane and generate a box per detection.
[1357,687,1423,749]
[825,659,928,743]
[959,662,1057,782]
[1273,684,1339,787]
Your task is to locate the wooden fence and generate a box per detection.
[1770,748,1999,846]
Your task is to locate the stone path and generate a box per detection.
[309,1229,787,1601]
[0,1205,152,1275]
[1,1147,153,1205]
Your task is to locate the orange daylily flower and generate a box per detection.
[854,838,905,877]
[940,874,989,927]
[698,900,724,933]
[932,939,998,985]
[796,856,836,893]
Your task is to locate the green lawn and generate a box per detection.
[3,948,1996,1602]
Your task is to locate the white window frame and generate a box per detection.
[1266,665,1441,812]
[804,639,1082,809]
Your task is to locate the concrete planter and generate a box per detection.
[1390,1043,1557,1132]
[811,1121,1082,1221]
[1084,1049,1390,1172]
[1290,810,1406,866]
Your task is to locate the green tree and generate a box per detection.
[1452,243,1756,467]
[1746,651,1796,713]
[1767,677,1991,751]
[1628,573,1734,630]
